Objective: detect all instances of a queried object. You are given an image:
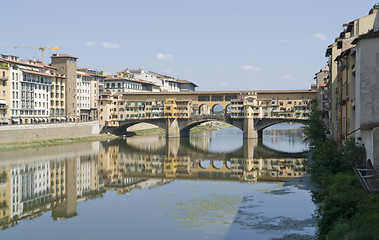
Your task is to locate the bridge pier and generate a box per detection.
[166,118,180,138]
[243,118,259,139]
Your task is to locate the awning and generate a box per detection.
[39,118,43,121]
[0,119,3,123]
[0,100,6,104]
[12,119,20,123]
[43,118,47,121]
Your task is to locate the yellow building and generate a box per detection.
[0,167,11,226]
[50,159,66,201]
[98,92,119,127]
[164,98,176,118]
[0,60,10,124]
[49,69,67,122]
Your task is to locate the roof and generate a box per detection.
[178,80,198,87]
[42,64,57,70]
[352,31,379,44]
[104,77,154,85]
[21,69,56,78]
[1,58,45,69]
[77,71,92,77]
[128,69,144,73]
[51,54,78,59]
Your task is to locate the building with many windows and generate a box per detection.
[0,59,10,124]
[117,69,197,92]
[51,54,78,121]
[324,5,378,139]
[0,55,55,124]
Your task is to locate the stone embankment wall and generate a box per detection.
[0,122,100,142]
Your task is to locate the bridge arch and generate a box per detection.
[199,160,210,169]
[179,117,242,137]
[198,104,211,115]
[212,160,224,169]
[105,119,168,136]
[225,104,232,114]
[211,104,224,115]
[254,119,308,132]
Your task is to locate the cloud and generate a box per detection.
[157,53,174,61]
[313,33,327,41]
[85,41,95,47]
[102,42,120,49]
[240,65,262,72]
[281,74,295,81]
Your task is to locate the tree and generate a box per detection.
[303,99,327,147]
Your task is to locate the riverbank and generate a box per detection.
[0,134,119,152]
[304,101,379,240]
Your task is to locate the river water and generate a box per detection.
[0,124,316,240]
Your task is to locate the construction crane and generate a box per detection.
[0,44,60,64]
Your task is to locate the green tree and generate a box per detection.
[303,100,327,147]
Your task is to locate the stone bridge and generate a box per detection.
[102,114,310,139]
[98,89,316,138]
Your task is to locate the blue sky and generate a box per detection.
[1,0,377,91]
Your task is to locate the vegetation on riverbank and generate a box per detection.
[0,134,119,152]
[304,100,379,240]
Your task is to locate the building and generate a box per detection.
[0,55,55,124]
[0,59,10,124]
[324,5,378,139]
[51,54,78,121]
[118,69,197,92]
[49,71,66,122]
[76,72,91,121]
[77,68,104,121]
[317,4,379,167]
[351,15,379,167]
[104,77,156,93]
[315,66,330,132]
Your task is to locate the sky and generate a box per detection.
[1,0,378,91]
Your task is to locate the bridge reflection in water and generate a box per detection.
[0,128,307,230]
[101,135,307,184]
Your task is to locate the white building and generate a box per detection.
[119,69,197,92]
[76,71,91,121]
[0,55,53,124]
[352,13,379,167]
[10,161,50,218]
[104,77,157,93]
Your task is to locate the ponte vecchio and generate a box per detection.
[98,89,316,138]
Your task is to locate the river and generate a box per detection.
[0,124,316,240]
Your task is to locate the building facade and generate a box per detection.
[51,54,78,121]
[324,5,378,139]
[0,59,10,124]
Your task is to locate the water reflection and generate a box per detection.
[0,127,308,231]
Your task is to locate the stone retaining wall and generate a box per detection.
[0,122,100,142]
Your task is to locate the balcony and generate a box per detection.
[0,105,8,110]
[0,76,8,81]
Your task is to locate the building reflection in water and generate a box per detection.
[0,131,306,230]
